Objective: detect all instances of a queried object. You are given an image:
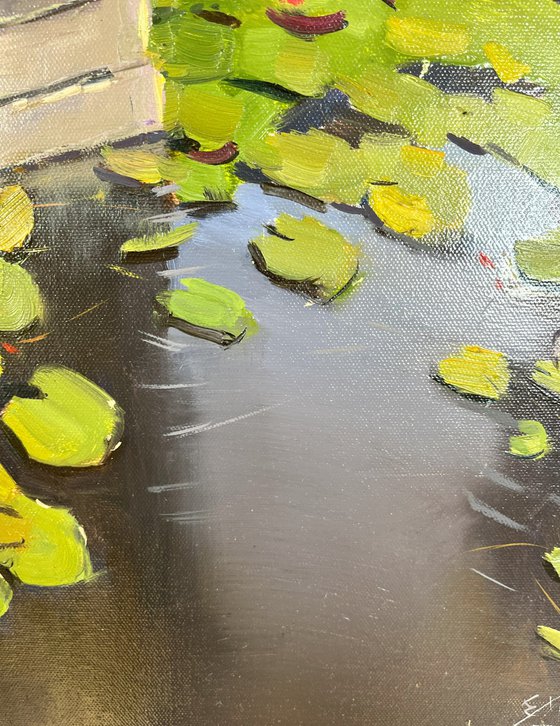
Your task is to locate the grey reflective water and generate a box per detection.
[1,150,560,725]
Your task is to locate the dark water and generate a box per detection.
[1,151,560,725]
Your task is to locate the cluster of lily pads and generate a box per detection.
[536,549,560,658]
[106,186,362,344]
[94,0,560,342]
[4,0,560,640]
[120,0,560,247]
[436,344,557,460]
[437,345,560,647]
[0,184,124,616]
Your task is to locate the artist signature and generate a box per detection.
[512,695,560,726]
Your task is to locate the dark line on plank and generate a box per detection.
[0,68,113,108]
[0,0,97,29]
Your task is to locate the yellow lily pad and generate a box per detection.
[0,574,12,618]
[0,185,34,252]
[483,42,531,85]
[437,345,510,400]
[0,463,91,589]
[1,366,124,467]
[370,185,436,238]
[538,626,560,653]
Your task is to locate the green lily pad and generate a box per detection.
[121,222,198,254]
[532,359,560,396]
[0,463,91,588]
[156,277,257,346]
[437,345,510,400]
[544,547,560,577]
[0,259,43,332]
[515,228,560,282]
[1,366,124,468]
[509,420,550,459]
[538,626,560,653]
[249,215,360,302]
[157,153,239,203]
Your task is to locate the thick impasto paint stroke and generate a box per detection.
[156,277,258,346]
[249,214,360,301]
[0,185,34,252]
[509,420,550,460]
[437,345,510,401]
[121,222,198,254]
[2,366,124,468]
[0,259,43,332]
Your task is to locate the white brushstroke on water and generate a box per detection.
[140,337,182,352]
[465,491,529,532]
[138,382,206,389]
[139,330,188,349]
[148,482,199,494]
[153,183,179,197]
[478,469,525,493]
[160,509,210,522]
[157,266,207,278]
[469,568,516,592]
[147,211,190,225]
[164,404,282,439]
[164,421,214,438]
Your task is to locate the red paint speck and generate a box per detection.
[495,279,504,291]
[478,252,495,270]
[1,342,20,354]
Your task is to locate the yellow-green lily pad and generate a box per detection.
[120,222,198,255]
[0,573,12,618]
[544,547,560,577]
[538,626,560,653]
[515,228,560,282]
[532,359,560,396]
[0,463,91,588]
[437,345,510,400]
[0,185,34,253]
[0,259,43,332]
[1,366,124,467]
[249,215,360,302]
[156,277,257,347]
[509,420,550,459]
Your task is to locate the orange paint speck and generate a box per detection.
[1,343,20,355]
